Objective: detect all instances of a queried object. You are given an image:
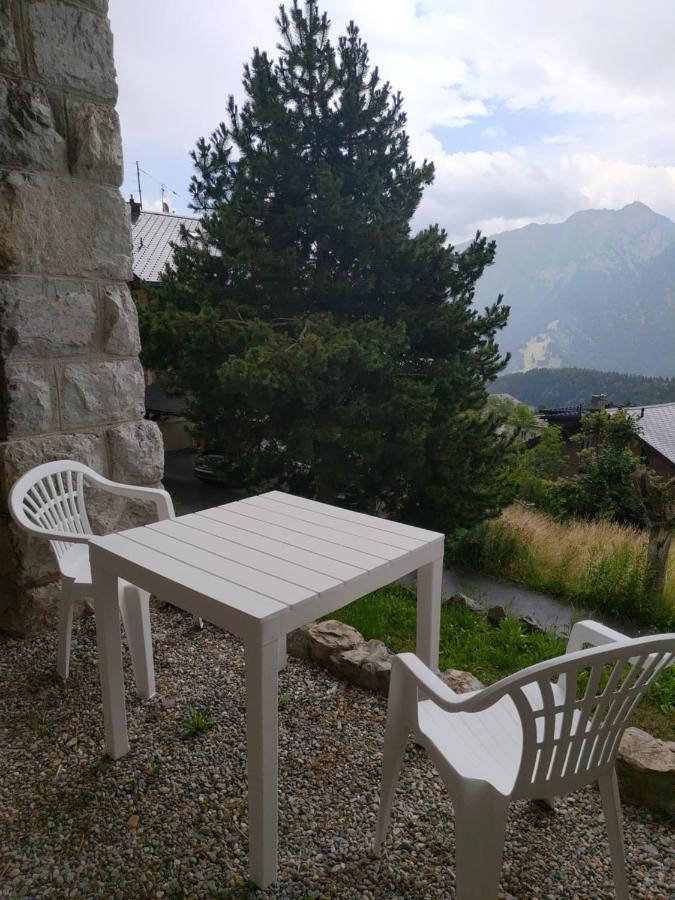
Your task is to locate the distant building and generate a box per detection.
[129,196,202,286]
[128,197,201,450]
[620,403,675,478]
[540,395,675,478]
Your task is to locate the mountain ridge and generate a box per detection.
[468,202,675,377]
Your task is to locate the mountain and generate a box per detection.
[470,202,675,376]
[489,367,675,408]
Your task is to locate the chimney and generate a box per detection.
[590,393,607,411]
[128,194,142,224]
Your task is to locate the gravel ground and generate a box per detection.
[1,603,672,899]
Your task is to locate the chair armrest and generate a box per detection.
[565,620,629,654]
[392,653,490,714]
[86,472,175,521]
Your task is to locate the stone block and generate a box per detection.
[0,76,66,171]
[0,171,132,279]
[9,519,55,582]
[307,620,363,664]
[84,488,157,536]
[60,358,145,428]
[67,98,122,184]
[0,277,98,359]
[0,580,61,636]
[0,3,22,76]
[287,624,313,659]
[0,430,108,485]
[27,1,117,100]
[330,639,392,694]
[617,727,675,815]
[2,362,58,437]
[102,284,141,356]
[108,420,164,485]
[441,668,485,694]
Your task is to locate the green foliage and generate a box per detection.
[181,707,216,736]
[552,410,644,526]
[581,545,660,623]
[139,1,512,531]
[509,424,565,507]
[445,519,526,573]
[328,585,672,737]
[277,692,291,711]
[489,367,675,408]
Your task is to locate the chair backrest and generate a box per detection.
[504,634,674,798]
[9,460,95,561]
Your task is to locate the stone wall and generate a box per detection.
[0,0,164,634]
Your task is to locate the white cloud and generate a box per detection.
[109,0,675,241]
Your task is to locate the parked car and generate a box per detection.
[194,451,226,483]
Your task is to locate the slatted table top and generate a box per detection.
[89,491,443,635]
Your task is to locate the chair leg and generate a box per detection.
[373,712,409,855]
[56,589,75,680]
[598,769,630,900]
[118,583,156,699]
[452,784,509,900]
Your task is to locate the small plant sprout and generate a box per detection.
[277,693,291,711]
[181,707,216,736]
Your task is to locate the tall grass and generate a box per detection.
[446,504,674,628]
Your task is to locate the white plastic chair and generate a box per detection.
[374,620,674,900]
[9,460,177,698]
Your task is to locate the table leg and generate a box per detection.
[416,556,443,671]
[245,635,279,888]
[92,560,129,759]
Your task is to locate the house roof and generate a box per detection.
[131,210,201,283]
[624,403,675,466]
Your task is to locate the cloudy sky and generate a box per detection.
[109,0,675,244]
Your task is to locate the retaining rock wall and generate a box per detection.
[0,0,163,633]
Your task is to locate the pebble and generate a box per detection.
[1,604,672,898]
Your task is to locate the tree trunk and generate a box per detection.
[647,526,673,599]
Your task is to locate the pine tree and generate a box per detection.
[140,0,512,530]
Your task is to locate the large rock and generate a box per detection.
[102,284,142,356]
[441,668,485,694]
[487,604,508,627]
[0,171,132,280]
[616,727,675,815]
[445,591,483,614]
[67,99,123,185]
[0,277,98,360]
[0,76,66,172]
[60,359,145,428]
[307,620,363,664]
[3,362,59,437]
[27,1,117,100]
[330,639,392,694]
[108,420,164,485]
[287,624,312,660]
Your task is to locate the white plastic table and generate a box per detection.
[89,490,443,888]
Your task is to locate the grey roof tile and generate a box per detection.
[625,403,675,465]
[131,210,201,283]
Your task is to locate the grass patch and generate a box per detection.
[329,584,673,741]
[181,707,216,737]
[445,505,674,628]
